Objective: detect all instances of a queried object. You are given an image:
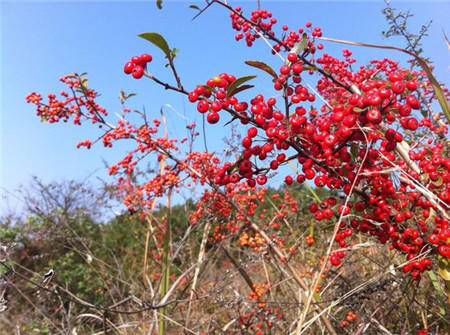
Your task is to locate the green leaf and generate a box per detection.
[80,77,88,89]
[202,85,213,94]
[189,4,201,10]
[156,0,163,9]
[303,65,317,72]
[228,84,254,97]
[298,33,308,51]
[353,107,367,113]
[245,60,277,79]
[171,47,180,58]
[313,292,321,302]
[138,32,171,59]
[427,271,446,299]
[227,75,256,97]
[438,266,450,281]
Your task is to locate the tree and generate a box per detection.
[21,1,450,334]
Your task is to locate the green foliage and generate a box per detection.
[245,60,277,79]
[138,32,173,59]
[1,179,448,334]
[226,75,256,97]
[0,226,19,240]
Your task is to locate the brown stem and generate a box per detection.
[167,54,184,91]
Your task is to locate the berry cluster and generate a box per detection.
[186,46,450,277]
[305,234,315,246]
[26,74,107,125]
[239,231,266,251]
[229,5,324,58]
[188,73,241,125]
[329,250,346,267]
[340,310,358,329]
[230,7,277,46]
[27,1,450,295]
[123,53,152,79]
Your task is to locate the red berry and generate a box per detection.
[131,65,145,79]
[123,62,134,74]
[406,95,420,110]
[428,234,439,245]
[267,97,276,107]
[188,91,199,102]
[140,53,152,63]
[388,73,402,82]
[285,175,293,185]
[242,136,252,148]
[256,175,267,185]
[247,127,258,138]
[330,255,341,266]
[406,80,417,91]
[131,56,141,64]
[211,101,222,112]
[385,141,397,152]
[385,128,396,141]
[391,81,405,94]
[438,245,450,258]
[366,108,382,124]
[197,100,209,113]
[207,111,220,124]
[406,118,419,130]
[270,160,279,170]
[292,62,303,74]
[280,65,290,75]
[399,104,412,116]
[287,53,298,62]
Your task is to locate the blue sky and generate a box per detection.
[1,1,449,213]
